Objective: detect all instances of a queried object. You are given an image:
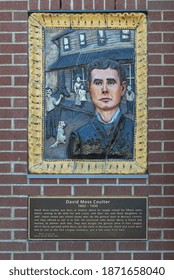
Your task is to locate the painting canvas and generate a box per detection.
[28,12,147,174]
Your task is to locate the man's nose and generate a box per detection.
[102,82,108,94]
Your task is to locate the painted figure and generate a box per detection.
[126,85,135,115]
[45,87,63,139]
[49,121,66,149]
[74,76,82,106]
[68,58,134,159]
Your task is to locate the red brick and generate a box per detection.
[134,186,161,196]
[0,23,27,32]
[137,0,147,10]
[29,178,57,185]
[14,55,27,65]
[148,98,162,108]
[0,163,11,173]
[44,253,71,260]
[1,66,27,75]
[164,164,174,174]
[148,142,161,151]
[29,0,39,10]
[164,77,174,86]
[104,253,131,260]
[148,87,173,97]
[149,241,174,251]
[59,178,87,185]
[95,0,104,9]
[13,98,27,107]
[148,11,162,21]
[0,44,27,54]
[14,12,27,21]
[84,0,93,10]
[126,1,136,9]
[148,1,174,10]
[164,98,174,108]
[0,242,26,251]
[164,186,174,195]
[105,0,115,9]
[13,141,27,151]
[59,241,86,251]
[149,132,173,141]
[164,253,174,260]
[0,142,11,151]
[149,153,174,162]
[50,0,61,10]
[149,109,173,119]
[0,88,27,97]
[0,175,27,185]
[148,76,161,86]
[118,178,147,185]
[0,209,11,217]
[163,33,174,43]
[148,164,162,173]
[0,197,27,207]
[148,219,174,229]
[0,55,12,64]
[89,241,116,251]
[116,0,125,9]
[74,253,101,260]
[148,33,162,43]
[0,152,27,162]
[164,55,174,64]
[14,164,27,173]
[0,34,12,42]
[89,178,116,184]
[13,186,40,195]
[149,175,174,185]
[164,208,174,217]
[28,242,56,251]
[0,120,11,129]
[44,186,71,195]
[15,33,27,43]
[164,230,174,239]
[149,66,174,76]
[149,208,162,217]
[104,186,131,195]
[14,120,27,129]
[150,197,174,207]
[148,43,174,53]
[15,209,27,218]
[40,2,49,10]
[74,186,102,195]
[134,253,161,260]
[0,254,11,260]
[148,120,161,130]
[0,98,11,107]
[14,230,27,240]
[74,0,82,9]
[0,76,11,86]
[163,11,174,21]
[148,230,161,240]
[0,12,12,21]
[14,253,41,260]
[119,242,146,251]
[0,130,27,140]
[62,0,71,9]
[164,120,174,129]
[148,55,161,64]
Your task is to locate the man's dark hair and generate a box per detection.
[87,58,127,84]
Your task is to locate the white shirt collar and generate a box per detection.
[96,108,121,124]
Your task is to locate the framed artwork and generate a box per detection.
[28,11,147,175]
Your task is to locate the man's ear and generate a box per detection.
[121,81,126,96]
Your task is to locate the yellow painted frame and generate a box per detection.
[28,12,147,174]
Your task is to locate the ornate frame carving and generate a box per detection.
[28,11,147,174]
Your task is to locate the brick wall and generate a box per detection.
[0,0,174,260]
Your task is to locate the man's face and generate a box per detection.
[89,68,126,112]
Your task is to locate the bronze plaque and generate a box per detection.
[28,196,147,240]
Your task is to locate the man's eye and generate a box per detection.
[108,80,116,85]
[94,81,102,86]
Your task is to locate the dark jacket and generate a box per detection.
[68,112,134,160]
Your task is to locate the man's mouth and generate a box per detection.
[100,98,112,103]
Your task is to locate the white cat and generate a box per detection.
[49,121,66,149]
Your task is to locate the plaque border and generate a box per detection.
[28,196,148,241]
[28,11,148,175]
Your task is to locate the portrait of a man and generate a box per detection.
[68,58,134,160]
[28,12,147,174]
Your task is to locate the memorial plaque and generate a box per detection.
[28,196,147,240]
